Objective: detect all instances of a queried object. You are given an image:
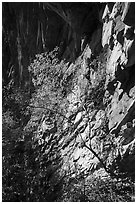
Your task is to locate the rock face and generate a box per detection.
[28,2,135,181]
[3,0,135,187]
[47,2,134,179]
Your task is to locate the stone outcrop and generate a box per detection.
[2,2,135,202]
[3,0,135,184]
[35,3,135,182]
[48,2,135,180]
[22,2,134,183]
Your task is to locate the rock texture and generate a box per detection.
[44,2,135,179]
[2,2,135,202]
[3,1,135,184]
[31,2,135,181]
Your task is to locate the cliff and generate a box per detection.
[37,1,135,180]
[34,2,135,201]
[2,2,135,202]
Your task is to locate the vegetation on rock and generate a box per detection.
[2,2,135,202]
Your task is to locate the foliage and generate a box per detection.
[2,46,135,202]
[2,86,30,126]
[28,47,68,122]
[2,88,30,201]
[2,48,67,201]
[60,173,135,202]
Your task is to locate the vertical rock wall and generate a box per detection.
[58,2,135,179]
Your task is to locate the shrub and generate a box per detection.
[2,48,66,201]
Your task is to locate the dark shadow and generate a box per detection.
[116,64,135,100]
[107,79,118,95]
[107,64,135,100]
